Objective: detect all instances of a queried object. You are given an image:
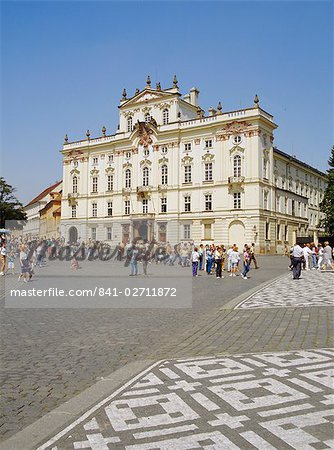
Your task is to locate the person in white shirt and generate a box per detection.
[302,244,312,270]
[317,244,324,270]
[192,247,199,277]
[227,246,233,272]
[229,246,241,277]
[292,243,303,279]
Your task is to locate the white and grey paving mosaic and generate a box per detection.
[37,349,334,449]
[236,271,334,309]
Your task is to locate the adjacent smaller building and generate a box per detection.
[39,190,62,239]
[23,181,62,239]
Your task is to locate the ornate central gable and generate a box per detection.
[120,89,176,109]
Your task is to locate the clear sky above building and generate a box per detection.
[1,1,332,204]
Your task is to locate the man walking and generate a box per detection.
[292,242,303,279]
[249,243,259,269]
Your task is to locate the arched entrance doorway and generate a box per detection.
[228,220,245,250]
[69,226,78,243]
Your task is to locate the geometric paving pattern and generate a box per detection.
[37,349,334,449]
[236,271,334,309]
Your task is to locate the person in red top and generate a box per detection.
[242,246,251,279]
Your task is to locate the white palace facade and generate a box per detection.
[60,76,327,253]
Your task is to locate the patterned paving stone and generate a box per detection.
[37,349,334,450]
[236,271,334,309]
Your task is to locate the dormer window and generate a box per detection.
[127,116,133,133]
[162,109,169,125]
[144,113,151,123]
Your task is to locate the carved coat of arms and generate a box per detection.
[135,120,157,147]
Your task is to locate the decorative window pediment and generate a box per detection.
[181,155,193,165]
[123,162,132,169]
[263,148,270,158]
[230,145,245,155]
[202,153,214,162]
[105,167,115,175]
[70,168,80,176]
[158,156,169,165]
[90,169,99,176]
[140,159,152,167]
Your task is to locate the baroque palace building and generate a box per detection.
[60,76,327,253]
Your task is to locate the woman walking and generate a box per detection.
[242,246,251,279]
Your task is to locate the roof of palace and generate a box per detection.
[273,148,327,178]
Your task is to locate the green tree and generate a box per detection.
[319,145,334,235]
[0,177,26,229]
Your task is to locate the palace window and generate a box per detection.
[127,116,133,133]
[108,155,114,164]
[125,151,131,160]
[162,109,169,125]
[91,228,96,240]
[161,165,168,185]
[161,197,167,213]
[205,194,212,211]
[277,224,280,241]
[204,223,212,240]
[184,224,191,239]
[143,167,149,186]
[144,113,151,123]
[143,149,150,157]
[142,199,148,214]
[265,222,270,240]
[72,176,78,194]
[107,227,112,241]
[92,157,98,165]
[233,192,241,209]
[184,196,191,212]
[184,143,191,152]
[71,205,76,218]
[233,155,241,177]
[233,135,242,144]
[292,200,295,216]
[263,159,268,179]
[276,195,280,212]
[107,175,113,192]
[125,169,131,188]
[92,177,98,193]
[263,192,268,210]
[107,202,113,217]
[205,139,213,149]
[124,200,130,215]
[92,203,97,217]
[184,165,192,183]
[204,162,213,181]
[161,146,168,154]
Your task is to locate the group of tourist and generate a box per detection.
[191,243,258,279]
[1,233,333,281]
[289,241,334,280]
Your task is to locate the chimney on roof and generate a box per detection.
[189,87,200,107]
[183,93,191,103]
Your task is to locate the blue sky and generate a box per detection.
[1,1,333,204]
